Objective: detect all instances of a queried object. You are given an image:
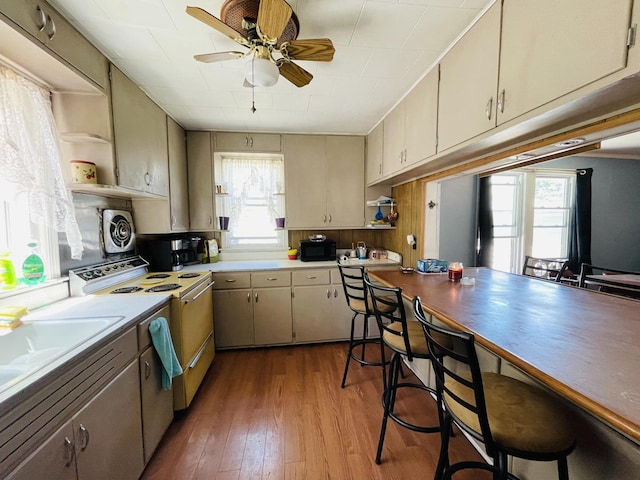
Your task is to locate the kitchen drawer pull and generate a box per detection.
[183,281,215,304]
[189,333,213,369]
[144,360,151,380]
[64,437,75,467]
[306,275,317,279]
[79,424,90,451]
[267,277,278,281]
[225,279,237,283]
[36,6,47,31]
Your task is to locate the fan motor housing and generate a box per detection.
[221,0,299,46]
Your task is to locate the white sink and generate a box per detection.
[0,317,124,387]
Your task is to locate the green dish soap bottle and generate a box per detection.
[0,252,17,290]
[22,242,45,285]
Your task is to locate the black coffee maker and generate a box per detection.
[138,237,200,272]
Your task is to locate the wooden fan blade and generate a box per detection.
[285,39,335,62]
[278,61,313,87]
[257,0,293,41]
[186,6,245,43]
[194,51,245,63]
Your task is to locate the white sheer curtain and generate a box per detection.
[0,64,83,259]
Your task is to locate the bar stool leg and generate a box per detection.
[341,311,359,388]
[557,457,569,480]
[375,352,401,464]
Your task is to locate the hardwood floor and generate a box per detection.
[141,343,489,480]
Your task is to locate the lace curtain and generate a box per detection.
[0,64,83,259]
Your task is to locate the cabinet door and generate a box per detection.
[187,131,215,231]
[330,285,353,340]
[382,102,404,176]
[111,65,168,196]
[292,285,333,342]
[0,0,43,39]
[167,117,189,231]
[498,0,632,125]
[326,136,365,227]
[254,287,292,345]
[74,361,144,480]
[215,132,281,152]
[438,1,501,151]
[139,347,173,464]
[284,135,327,228]
[404,66,438,166]
[366,122,384,184]
[213,289,254,347]
[6,422,76,480]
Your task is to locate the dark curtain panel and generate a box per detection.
[567,168,593,274]
[476,176,494,267]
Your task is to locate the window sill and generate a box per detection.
[0,279,69,310]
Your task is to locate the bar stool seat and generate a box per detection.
[383,321,429,355]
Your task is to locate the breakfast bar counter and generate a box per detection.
[368,267,640,446]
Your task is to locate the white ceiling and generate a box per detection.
[47,0,492,135]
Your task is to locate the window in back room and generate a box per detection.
[489,170,574,274]
[214,153,286,251]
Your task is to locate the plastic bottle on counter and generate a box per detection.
[0,252,17,289]
[21,241,45,285]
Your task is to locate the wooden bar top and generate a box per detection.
[368,267,640,444]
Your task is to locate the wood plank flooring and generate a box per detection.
[141,343,489,480]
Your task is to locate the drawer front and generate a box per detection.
[251,271,291,288]
[212,272,251,289]
[330,268,342,284]
[292,269,330,286]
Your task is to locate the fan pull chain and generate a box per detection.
[251,57,257,113]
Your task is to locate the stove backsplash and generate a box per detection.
[59,193,136,275]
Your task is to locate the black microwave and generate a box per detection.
[299,239,337,262]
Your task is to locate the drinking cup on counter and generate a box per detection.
[448,262,463,281]
[218,216,230,231]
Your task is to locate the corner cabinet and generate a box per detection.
[133,117,190,233]
[383,66,439,177]
[497,0,633,126]
[438,1,501,152]
[366,122,384,185]
[187,131,215,231]
[214,132,281,152]
[111,65,169,197]
[284,135,365,229]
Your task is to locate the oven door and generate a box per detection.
[177,279,215,366]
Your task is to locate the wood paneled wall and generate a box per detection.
[386,180,423,268]
[288,230,386,250]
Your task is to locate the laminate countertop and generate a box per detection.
[368,267,640,444]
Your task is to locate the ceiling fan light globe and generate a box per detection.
[245,57,279,87]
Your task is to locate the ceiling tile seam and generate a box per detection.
[348,1,371,47]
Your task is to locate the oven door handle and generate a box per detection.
[183,280,215,304]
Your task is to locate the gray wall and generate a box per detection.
[438,175,478,267]
[544,155,640,271]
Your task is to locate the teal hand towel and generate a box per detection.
[149,317,183,390]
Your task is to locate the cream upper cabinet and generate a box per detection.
[497,0,633,125]
[187,131,215,231]
[438,2,501,152]
[383,67,438,176]
[214,132,282,152]
[133,117,189,233]
[285,135,364,228]
[0,0,108,90]
[366,122,384,185]
[111,65,169,197]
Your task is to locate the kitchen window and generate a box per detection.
[214,153,286,251]
[489,170,574,273]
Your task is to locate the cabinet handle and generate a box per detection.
[485,96,493,120]
[267,277,277,281]
[334,288,338,298]
[326,289,330,299]
[378,163,382,174]
[255,292,259,303]
[404,149,407,163]
[144,172,152,186]
[306,275,317,279]
[328,214,332,223]
[244,136,249,146]
[498,89,505,113]
[171,215,176,227]
[79,424,90,451]
[226,279,237,283]
[247,292,251,302]
[323,214,327,223]
[249,137,254,147]
[188,333,212,369]
[46,15,56,40]
[144,360,151,380]
[35,5,47,31]
[63,437,75,467]
[208,216,213,225]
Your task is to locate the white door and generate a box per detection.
[423,181,441,259]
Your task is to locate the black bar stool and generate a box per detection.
[337,264,391,389]
[415,297,576,480]
[364,274,449,465]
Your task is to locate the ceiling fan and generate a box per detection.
[186,0,335,88]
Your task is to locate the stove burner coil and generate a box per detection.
[146,283,181,292]
[178,273,201,278]
[147,273,171,279]
[111,286,144,294]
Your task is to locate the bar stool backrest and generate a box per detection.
[363,273,413,360]
[415,304,497,455]
[337,264,369,314]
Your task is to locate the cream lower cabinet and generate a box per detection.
[497,0,632,125]
[213,271,292,348]
[285,135,364,228]
[292,269,352,343]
